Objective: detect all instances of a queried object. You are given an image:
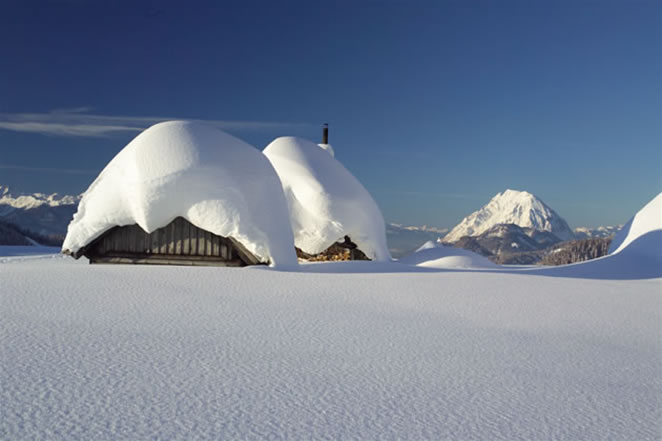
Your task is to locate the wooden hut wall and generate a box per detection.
[296,236,370,262]
[84,217,260,266]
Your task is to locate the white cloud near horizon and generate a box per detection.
[0,110,311,137]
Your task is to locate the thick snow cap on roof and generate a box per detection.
[263,137,391,261]
[62,121,297,267]
[608,192,662,258]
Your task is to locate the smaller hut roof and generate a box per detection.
[62,121,297,267]
[263,136,391,261]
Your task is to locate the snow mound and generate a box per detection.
[444,189,574,242]
[608,192,662,257]
[399,240,496,269]
[62,121,297,266]
[263,137,391,261]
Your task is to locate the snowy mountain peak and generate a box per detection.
[0,186,80,211]
[444,189,574,243]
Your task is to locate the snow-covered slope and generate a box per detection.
[444,189,574,242]
[399,240,496,269]
[1,254,659,440]
[63,121,297,266]
[263,137,390,261]
[608,192,662,256]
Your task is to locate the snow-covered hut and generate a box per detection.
[263,135,391,261]
[62,121,297,267]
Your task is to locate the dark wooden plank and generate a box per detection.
[190,223,198,255]
[114,228,123,252]
[182,219,190,255]
[144,225,151,253]
[152,228,158,254]
[168,221,175,255]
[204,230,212,256]
[174,218,182,255]
[159,225,167,254]
[212,234,220,257]
[96,235,105,255]
[127,225,137,253]
[197,226,205,256]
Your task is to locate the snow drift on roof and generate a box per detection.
[263,137,391,261]
[608,192,662,257]
[62,121,297,266]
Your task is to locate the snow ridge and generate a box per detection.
[608,192,661,256]
[444,189,574,242]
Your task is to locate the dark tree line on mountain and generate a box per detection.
[0,220,65,247]
[538,238,612,266]
[447,223,614,265]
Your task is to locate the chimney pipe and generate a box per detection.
[322,123,328,144]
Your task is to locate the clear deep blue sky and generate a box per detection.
[1,0,660,228]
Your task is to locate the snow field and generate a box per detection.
[2,257,660,440]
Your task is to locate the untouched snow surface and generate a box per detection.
[3,193,660,439]
[399,240,497,269]
[444,189,574,242]
[62,121,296,266]
[2,255,660,440]
[609,192,661,255]
[263,137,391,261]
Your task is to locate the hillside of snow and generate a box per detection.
[398,240,496,269]
[2,193,661,439]
[609,192,661,256]
[444,189,574,243]
[62,121,296,266]
[2,251,660,440]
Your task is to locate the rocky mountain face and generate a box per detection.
[453,223,561,257]
[0,186,80,245]
[444,189,575,243]
[444,189,618,265]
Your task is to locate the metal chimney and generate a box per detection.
[322,123,329,144]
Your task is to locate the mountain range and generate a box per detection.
[0,186,80,244]
[0,186,621,261]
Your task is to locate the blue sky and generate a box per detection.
[1,0,660,228]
